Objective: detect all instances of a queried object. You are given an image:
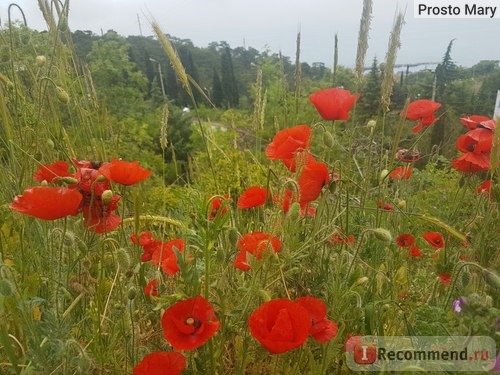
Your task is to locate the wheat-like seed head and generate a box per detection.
[160,103,169,151]
[151,21,192,98]
[380,11,405,112]
[354,0,373,81]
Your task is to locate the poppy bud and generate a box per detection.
[287,202,301,222]
[59,176,79,185]
[394,266,408,286]
[115,247,131,270]
[56,86,70,104]
[101,190,114,205]
[95,175,107,183]
[258,289,272,302]
[379,169,389,182]
[46,138,55,149]
[371,228,392,243]
[323,131,335,148]
[36,55,46,67]
[40,180,48,186]
[367,119,377,129]
[127,287,137,300]
[354,276,369,286]
[483,269,500,290]
[397,199,406,210]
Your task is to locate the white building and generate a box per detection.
[495,90,500,120]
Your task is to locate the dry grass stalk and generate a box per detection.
[332,33,339,86]
[354,0,373,81]
[151,20,192,98]
[380,11,405,113]
[294,31,302,118]
[160,103,169,151]
[253,69,263,129]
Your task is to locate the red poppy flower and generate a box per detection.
[151,239,185,276]
[345,334,363,353]
[133,351,186,375]
[455,128,493,154]
[451,152,490,173]
[33,160,71,183]
[282,151,316,172]
[395,148,420,163]
[396,233,415,248]
[389,166,412,180]
[422,232,445,249]
[437,272,451,286]
[477,119,496,131]
[248,298,311,354]
[404,99,441,133]
[298,161,330,203]
[131,231,160,262]
[161,295,220,351]
[295,296,338,343]
[144,279,159,297]
[476,180,491,194]
[309,88,360,121]
[265,125,312,160]
[234,232,282,271]
[207,195,230,220]
[82,194,122,233]
[408,246,423,257]
[300,203,317,217]
[237,186,269,209]
[377,199,394,211]
[10,186,82,220]
[476,180,493,201]
[73,166,109,195]
[98,159,151,186]
[273,189,296,213]
[460,115,491,130]
[329,233,356,246]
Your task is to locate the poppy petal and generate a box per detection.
[10,186,82,220]
[99,159,151,185]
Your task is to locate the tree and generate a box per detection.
[431,40,457,150]
[220,47,239,107]
[211,69,224,107]
[357,57,381,118]
[86,31,148,118]
[474,69,500,115]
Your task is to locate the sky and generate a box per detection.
[2,0,499,69]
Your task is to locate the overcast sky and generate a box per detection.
[2,0,499,68]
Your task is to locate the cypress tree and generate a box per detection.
[220,47,239,107]
[358,57,381,119]
[211,69,224,108]
[431,39,457,151]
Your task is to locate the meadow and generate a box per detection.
[0,1,499,374]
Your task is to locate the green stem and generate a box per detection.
[56,217,68,319]
[443,262,485,308]
[346,230,368,279]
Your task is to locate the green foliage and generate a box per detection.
[86,31,148,118]
[357,57,381,120]
[220,47,239,108]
